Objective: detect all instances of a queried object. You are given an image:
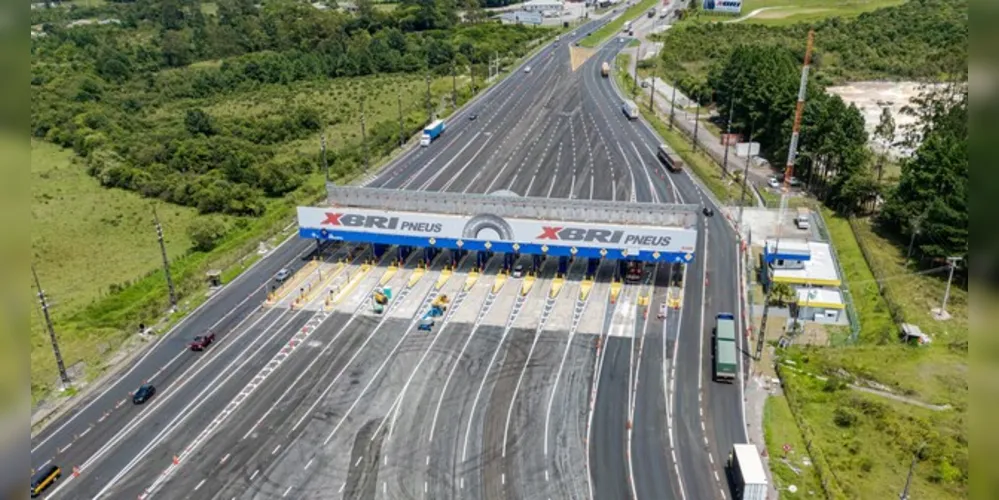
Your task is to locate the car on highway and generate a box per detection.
[703,206,715,217]
[31,464,61,498]
[768,177,781,189]
[524,66,531,73]
[132,383,156,405]
[512,263,525,278]
[189,332,216,351]
[468,113,478,121]
[274,268,291,283]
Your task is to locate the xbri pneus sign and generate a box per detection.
[322,212,444,234]
[536,226,673,247]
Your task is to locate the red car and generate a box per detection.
[189,332,215,351]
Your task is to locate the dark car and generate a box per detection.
[702,206,715,217]
[468,113,478,121]
[132,383,156,405]
[31,464,61,498]
[189,332,216,351]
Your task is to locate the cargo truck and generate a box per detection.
[713,313,738,382]
[601,61,610,77]
[420,119,446,146]
[622,100,639,120]
[657,144,684,172]
[729,443,768,500]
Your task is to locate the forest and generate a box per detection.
[655,0,967,265]
[31,0,551,217]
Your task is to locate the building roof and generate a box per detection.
[772,241,840,287]
[524,0,564,5]
[795,288,844,310]
[764,238,811,262]
[733,443,768,485]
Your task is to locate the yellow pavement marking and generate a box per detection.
[380,265,399,286]
[579,279,594,301]
[549,277,565,298]
[267,259,320,304]
[570,46,595,72]
[435,269,453,290]
[609,282,623,303]
[638,294,650,307]
[408,268,426,288]
[294,262,347,308]
[464,271,479,292]
[327,264,372,307]
[668,288,683,308]
[492,273,508,294]
[521,275,536,296]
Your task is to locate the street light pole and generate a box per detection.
[33,264,71,387]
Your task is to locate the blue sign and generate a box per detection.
[702,0,742,14]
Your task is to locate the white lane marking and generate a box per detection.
[631,141,661,204]
[304,458,314,470]
[415,131,483,190]
[282,485,293,497]
[501,293,556,459]
[194,479,206,491]
[78,427,91,439]
[272,445,281,455]
[30,237,309,455]
[250,469,259,481]
[221,453,231,464]
[584,272,615,500]
[544,293,590,457]
[147,348,188,384]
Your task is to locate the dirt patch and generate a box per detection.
[570,46,595,72]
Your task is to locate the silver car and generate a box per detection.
[274,268,291,283]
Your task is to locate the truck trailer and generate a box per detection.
[420,119,446,146]
[657,144,684,172]
[622,99,639,120]
[713,313,738,382]
[729,443,768,500]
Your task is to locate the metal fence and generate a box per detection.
[811,206,862,343]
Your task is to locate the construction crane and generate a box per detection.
[756,30,815,360]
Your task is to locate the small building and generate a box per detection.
[499,11,544,25]
[900,323,932,345]
[764,239,841,288]
[521,0,565,13]
[792,288,844,323]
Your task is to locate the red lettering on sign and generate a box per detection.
[323,213,343,225]
[537,226,563,240]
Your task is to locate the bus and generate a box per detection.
[657,144,684,172]
[625,261,643,283]
[713,313,737,383]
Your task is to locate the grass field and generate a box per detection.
[697,0,906,26]
[764,395,825,497]
[579,0,658,48]
[771,211,968,499]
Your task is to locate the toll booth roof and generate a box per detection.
[326,185,699,229]
[771,241,840,287]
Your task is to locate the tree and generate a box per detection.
[881,85,967,263]
[184,108,216,136]
[187,217,229,252]
[873,106,896,182]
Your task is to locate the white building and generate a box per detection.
[521,0,565,13]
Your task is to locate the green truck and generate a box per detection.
[714,313,738,383]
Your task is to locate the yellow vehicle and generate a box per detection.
[31,464,61,498]
[601,62,610,77]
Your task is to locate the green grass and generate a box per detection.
[780,365,966,499]
[820,207,895,343]
[614,55,746,204]
[578,0,659,48]
[764,395,826,497]
[694,0,907,26]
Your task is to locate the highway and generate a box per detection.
[30,12,750,500]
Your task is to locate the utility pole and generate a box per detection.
[33,265,71,387]
[692,97,700,153]
[451,61,457,110]
[900,443,924,500]
[632,47,640,95]
[648,62,657,112]
[669,86,676,130]
[153,205,177,310]
[360,98,369,171]
[738,117,756,231]
[938,256,962,318]
[397,89,405,147]
[320,133,329,182]
[722,97,735,175]
[425,73,433,121]
[906,213,924,262]
[470,63,476,93]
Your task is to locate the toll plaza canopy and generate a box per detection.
[297,185,701,263]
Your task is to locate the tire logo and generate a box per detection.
[461,214,515,242]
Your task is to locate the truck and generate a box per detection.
[729,443,768,500]
[622,99,639,120]
[600,61,610,77]
[420,119,446,147]
[418,294,450,331]
[657,144,684,172]
[713,313,738,382]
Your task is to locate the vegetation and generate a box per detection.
[29,0,553,403]
[763,395,825,497]
[578,0,658,48]
[693,0,908,26]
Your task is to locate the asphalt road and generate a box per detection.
[31,12,750,500]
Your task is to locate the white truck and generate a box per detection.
[622,99,639,120]
[729,443,768,500]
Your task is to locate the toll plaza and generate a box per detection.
[297,185,700,282]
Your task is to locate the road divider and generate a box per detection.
[609,281,623,303]
[266,258,319,305]
[521,275,536,296]
[435,269,452,290]
[464,271,479,292]
[549,277,565,298]
[380,265,399,286]
[327,264,372,308]
[408,268,425,288]
[293,262,347,309]
[579,279,594,301]
[493,273,508,294]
